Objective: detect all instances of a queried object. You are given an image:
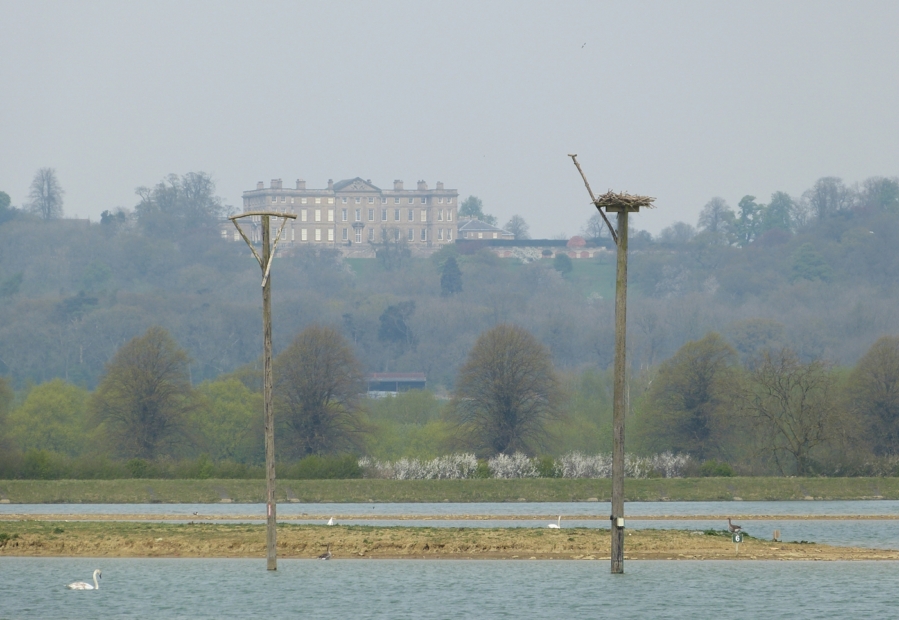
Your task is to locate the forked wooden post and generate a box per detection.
[568,155,654,574]
[230,210,296,571]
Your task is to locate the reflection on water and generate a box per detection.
[1,557,895,619]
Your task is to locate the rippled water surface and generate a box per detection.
[2,558,897,619]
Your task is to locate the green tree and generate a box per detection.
[274,325,367,457]
[27,168,64,220]
[846,336,899,455]
[861,177,899,213]
[378,301,416,353]
[640,333,737,460]
[7,379,91,456]
[450,324,563,456]
[458,195,497,226]
[92,326,197,459]
[697,197,735,236]
[194,378,263,462]
[761,191,795,234]
[0,191,17,225]
[735,195,763,246]
[440,256,463,296]
[734,348,840,475]
[790,243,832,282]
[553,252,573,274]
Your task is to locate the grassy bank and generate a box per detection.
[1,521,896,561]
[1,477,898,504]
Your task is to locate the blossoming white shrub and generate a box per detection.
[487,452,538,478]
[359,451,692,479]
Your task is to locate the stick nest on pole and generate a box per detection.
[594,191,656,213]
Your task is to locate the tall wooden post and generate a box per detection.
[611,209,628,574]
[567,153,654,576]
[229,210,295,571]
[261,215,277,571]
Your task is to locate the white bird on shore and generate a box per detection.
[548,516,562,529]
[318,544,332,560]
[327,517,336,526]
[67,569,101,590]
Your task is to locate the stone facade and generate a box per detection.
[236,177,458,253]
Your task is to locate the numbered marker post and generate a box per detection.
[733,531,743,555]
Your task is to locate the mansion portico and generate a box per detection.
[237,177,459,250]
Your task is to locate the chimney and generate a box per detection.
[271,179,282,189]
[417,180,427,190]
[436,181,444,190]
[394,180,403,190]
[257,181,264,190]
[327,179,334,190]
[296,179,306,190]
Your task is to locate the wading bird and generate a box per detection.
[548,516,562,529]
[727,518,742,533]
[66,569,101,590]
[318,544,332,560]
[327,517,336,526]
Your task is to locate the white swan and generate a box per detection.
[327,517,336,526]
[548,516,561,529]
[67,569,101,590]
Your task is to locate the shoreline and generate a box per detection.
[2,522,897,561]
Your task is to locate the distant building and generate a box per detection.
[457,217,515,240]
[366,372,427,397]
[234,178,458,252]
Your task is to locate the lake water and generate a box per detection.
[2,557,897,619]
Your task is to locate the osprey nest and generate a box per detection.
[593,191,656,210]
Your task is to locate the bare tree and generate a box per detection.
[582,213,607,240]
[27,168,64,219]
[697,197,734,234]
[504,215,530,239]
[734,348,840,475]
[91,326,197,459]
[450,324,562,456]
[274,325,367,457]
[846,336,899,455]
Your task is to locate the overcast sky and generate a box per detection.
[3,0,898,237]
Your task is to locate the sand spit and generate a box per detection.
[1,522,897,561]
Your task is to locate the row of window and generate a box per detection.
[226,227,454,243]
[267,195,454,205]
[340,208,454,223]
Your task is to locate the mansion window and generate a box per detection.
[368,197,375,204]
[408,198,414,204]
[421,197,427,204]
[342,228,348,241]
[328,198,334,204]
[381,209,387,220]
[315,209,321,222]
[355,197,361,204]
[368,209,374,221]
[301,210,307,222]
[342,209,348,222]
[355,209,361,222]
[315,198,322,204]
[438,197,444,204]
[394,209,400,220]
[301,198,307,204]
[368,228,374,241]
[394,197,400,204]
[447,229,452,241]
[420,210,427,222]
[408,228,414,240]
[407,209,414,221]
[342,197,348,204]
[355,229,362,243]
[438,209,443,221]
[438,228,444,240]
[328,209,334,222]
[447,210,453,221]
[421,228,427,241]
[328,229,334,241]
[315,229,321,241]
[301,229,308,241]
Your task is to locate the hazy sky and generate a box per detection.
[3,1,898,237]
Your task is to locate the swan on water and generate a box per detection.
[327,517,336,526]
[318,543,332,560]
[548,516,561,529]
[66,569,101,590]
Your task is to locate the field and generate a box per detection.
[1,477,898,504]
